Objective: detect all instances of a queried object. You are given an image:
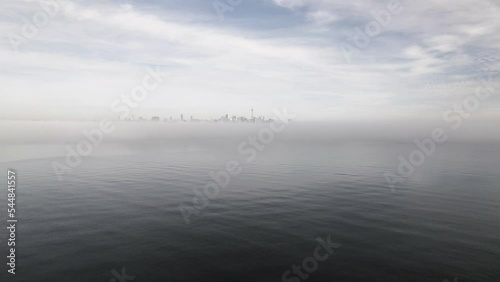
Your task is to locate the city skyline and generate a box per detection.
[128,107,278,123]
[1,1,500,281]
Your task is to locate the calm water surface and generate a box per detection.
[1,132,499,282]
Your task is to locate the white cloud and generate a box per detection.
[273,0,306,9]
[306,10,338,25]
[0,0,499,121]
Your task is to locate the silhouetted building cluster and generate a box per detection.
[121,108,279,123]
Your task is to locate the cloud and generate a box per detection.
[306,10,338,25]
[0,0,499,121]
[273,0,306,9]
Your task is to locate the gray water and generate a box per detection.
[1,122,499,282]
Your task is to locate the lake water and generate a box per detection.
[0,122,499,282]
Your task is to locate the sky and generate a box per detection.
[0,0,499,121]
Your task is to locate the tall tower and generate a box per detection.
[251,107,254,119]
